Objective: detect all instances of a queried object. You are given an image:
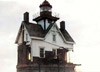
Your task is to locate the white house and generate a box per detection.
[15,1,80,72]
[15,0,74,61]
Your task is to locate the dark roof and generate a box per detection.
[23,22,74,42]
[23,22,53,38]
[24,23,44,38]
[60,29,74,42]
[40,0,52,8]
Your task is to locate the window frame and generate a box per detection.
[39,47,45,58]
[52,48,57,59]
[52,34,56,42]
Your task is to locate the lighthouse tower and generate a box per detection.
[15,0,80,72]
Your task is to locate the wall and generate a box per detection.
[31,24,73,57]
[31,39,73,57]
[17,64,75,72]
[45,19,49,29]
[31,39,59,57]
[37,20,44,29]
[24,26,31,45]
[37,19,50,30]
[18,32,22,44]
[17,25,31,45]
[45,24,73,49]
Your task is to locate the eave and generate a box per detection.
[33,15,59,22]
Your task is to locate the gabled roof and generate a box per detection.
[60,29,74,42]
[24,22,54,38]
[24,22,44,38]
[15,21,74,43]
[44,23,75,43]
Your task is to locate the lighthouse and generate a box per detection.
[15,0,80,72]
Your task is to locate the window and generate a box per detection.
[53,34,56,42]
[28,52,31,60]
[40,6,51,12]
[40,48,44,57]
[52,49,57,59]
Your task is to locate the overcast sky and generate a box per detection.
[0,0,100,72]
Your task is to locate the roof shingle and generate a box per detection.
[60,29,74,42]
[23,22,74,42]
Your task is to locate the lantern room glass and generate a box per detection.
[40,6,52,12]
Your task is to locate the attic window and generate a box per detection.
[53,34,56,42]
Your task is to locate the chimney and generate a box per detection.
[24,12,29,23]
[60,21,65,30]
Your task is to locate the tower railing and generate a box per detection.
[33,12,40,19]
[52,12,59,18]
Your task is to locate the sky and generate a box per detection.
[0,0,100,72]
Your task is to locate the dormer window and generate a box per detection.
[53,34,56,42]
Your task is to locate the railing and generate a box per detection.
[52,12,59,18]
[33,12,40,19]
